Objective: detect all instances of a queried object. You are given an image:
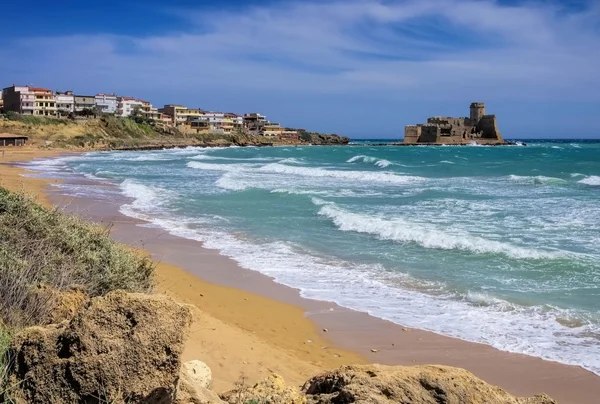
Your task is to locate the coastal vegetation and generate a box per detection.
[0,187,154,399]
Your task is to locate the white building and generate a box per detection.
[95,94,117,114]
[55,91,75,115]
[116,97,143,117]
[204,111,224,130]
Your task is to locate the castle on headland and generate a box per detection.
[403,102,503,145]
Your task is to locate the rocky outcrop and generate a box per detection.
[221,374,306,404]
[301,365,556,404]
[220,365,554,404]
[175,361,224,404]
[8,291,193,404]
[309,133,350,145]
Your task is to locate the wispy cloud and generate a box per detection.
[1,0,599,135]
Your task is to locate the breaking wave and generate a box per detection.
[257,163,422,184]
[347,155,392,168]
[313,199,567,260]
[508,175,567,185]
[578,176,600,186]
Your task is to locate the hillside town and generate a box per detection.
[0,85,309,142]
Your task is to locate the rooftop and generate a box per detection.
[0,133,29,139]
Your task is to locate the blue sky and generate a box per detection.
[1,0,599,138]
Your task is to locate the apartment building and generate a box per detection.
[159,105,204,125]
[1,86,35,115]
[263,122,284,138]
[244,113,267,136]
[95,94,117,114]
[31,87,57,116]
[55,91,75,115]
[117,97,143,117]
[139,100,161,120]
[223,113,243,133]
[74,95,96,112]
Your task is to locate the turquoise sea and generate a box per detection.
[29,140,600,374]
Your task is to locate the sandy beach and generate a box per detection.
[3,146,600,403]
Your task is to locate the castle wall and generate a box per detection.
[403,125,421,144]
[419,125,439,143]
[404,103,503,145]
[477,115,502,140]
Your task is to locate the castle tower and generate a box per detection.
[470,102,485,125]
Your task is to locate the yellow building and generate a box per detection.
[264,122,284,137]
[30,87,57,116]
[159,105,204,125]
[139,100,162,120]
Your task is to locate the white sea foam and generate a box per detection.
[439,160,455,164]
[571,173,585,178]
[508,175,567,185]
[314,199,567,260]
[578,176,600,186]
[215,173,251,191]
[189,154,278,162]
[257,163,422,184]
[129,155,175,162]
[278,157,306,165]
[118,179,174,220]
[271,188,384,198]
[347,155,392,168]
[186,161,257,172]
[113,193,600,375]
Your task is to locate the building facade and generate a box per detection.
[95,94,117,114]
[139,100,161,120]
[263,122,283,137]
[244,113,267,136]
[74,95,96,112]
[31,87,57,116]
[117,97,143,117]
[1,86,35,115]
[55,91,75,115]
[159,105,204,125]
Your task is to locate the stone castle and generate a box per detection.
[403,102,503,144]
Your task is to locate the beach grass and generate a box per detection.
[0,187,155,398]
[0,187,155,329]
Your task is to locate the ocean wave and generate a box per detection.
[215,173,250,191]
[314,199,566,260]
[189,154,278,162]
[439,160,455,164]
[508,175,567,185]
[347,155,392,168]
[114,203,600,376]
[128,155,175,162]
[186,161,257,172]
[571,173,585,178]
[271,188,384,198]
[118,179,174,220]
[578,176,600,186]
[278,157,306,165]
[257,163,423,184]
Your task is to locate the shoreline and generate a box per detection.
[4,147,600,403]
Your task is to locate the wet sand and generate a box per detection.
[3,146,600,402]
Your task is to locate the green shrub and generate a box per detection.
[0,188,154,329]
